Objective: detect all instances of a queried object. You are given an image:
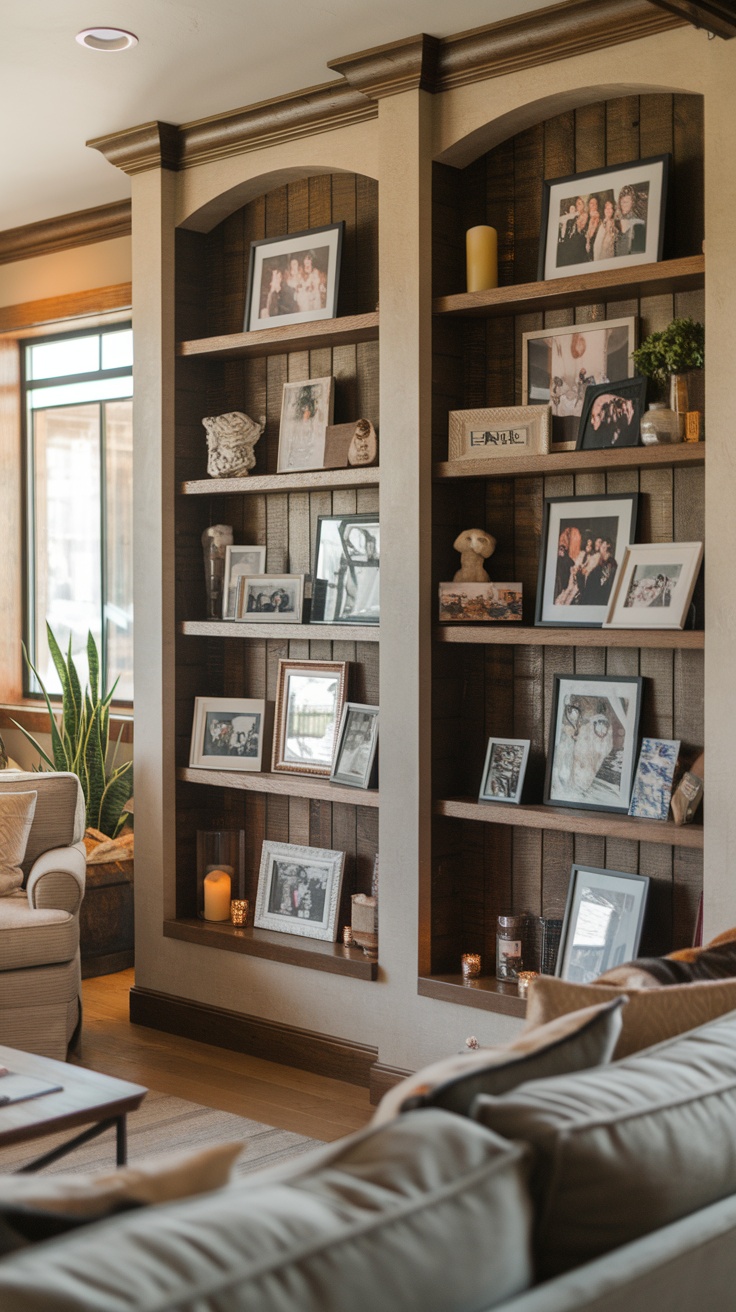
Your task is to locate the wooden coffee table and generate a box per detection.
[0,1044,147,1173]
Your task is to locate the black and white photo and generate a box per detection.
[576,377,647,450]
[189,697,272,772]
[244,223,343,332]
[479,738,530,804]
[331,703,379,789]
[539,155,669,281]
[556,866,649,983]
[536,493,639,627]
[522,319,636,450]
[604,541,703,630]
[545,674,643,813]
[236,573,304,623]
[222,545,266,619]
[311,514,380,625]
[277,376,334,473]
[254,840,345,941]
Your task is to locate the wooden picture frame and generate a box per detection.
[545,673,643,814]
[603,541,703,630]
[244,222,343,332]
[330,703,379,789]
[576,376,648,450]
[479,738,530,804]
[448,406,550,461]
[189,697,272,772]
[535,493,639,628]
[522,317,637,452]
[254,840,345,942]
[272,659,348,777]
[235,574,304,622]
[556,865,649,983]
[538,154,670,281]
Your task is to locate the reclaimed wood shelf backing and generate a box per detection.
[164,919,378,980]
[427,91,706,1008]
[174,171,380,930]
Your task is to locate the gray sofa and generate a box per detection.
[2,1008,736,1311]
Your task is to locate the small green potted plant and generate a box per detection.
[632,317,705,441]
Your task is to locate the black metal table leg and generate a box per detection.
[116,1114,127,1166]
[16,1117,118,1173]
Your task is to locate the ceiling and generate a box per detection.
[2,0,598,234]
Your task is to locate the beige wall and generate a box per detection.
[0,237,131,310]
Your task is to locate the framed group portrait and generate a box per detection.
[189,697,272,773]
[535,493,639,628]
[244,222,343,332]
[556,865,649,984]
[522,318,637,451]
[545,673,643,814]
[254,840,345,942]
[237,574,304,622]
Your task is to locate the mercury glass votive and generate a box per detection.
[517,971,539,999]
[342,926,354,947]
[461,953,482,979]
[230,899,249,927]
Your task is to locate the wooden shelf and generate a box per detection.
[180,467,380,496]
[177,312,379,361]
[435,798,703,848]
[178,766,380,808]
[435,625,704,649]
[164,919,377,980]
[180,620,379,642]
[433,255,704,320]
[418,975,526,1018]
[435,442,705,482]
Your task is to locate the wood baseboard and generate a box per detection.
[369,1061,413,1105]
[129,986,377,1088]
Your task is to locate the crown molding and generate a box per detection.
[0,201,131,266]
[87,121,180,176]
[434,0,686,92]
[327,33,441,99]
[645,0,736,38]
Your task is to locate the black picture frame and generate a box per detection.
[544,673,644,814]
[535,492,639,628]
[556,865,650,983]
[310,513,380,626]
[537,154,670,282]
[244,222,344,332]
[576,376,648,451]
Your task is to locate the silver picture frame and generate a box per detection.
[330,703,379,789]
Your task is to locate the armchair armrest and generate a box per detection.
[26,841,86,915]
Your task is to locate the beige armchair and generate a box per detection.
[0,771,86,1060]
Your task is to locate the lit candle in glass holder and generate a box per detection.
[461,953,482,979]
[230,899,249,927]
[517,971,539,999]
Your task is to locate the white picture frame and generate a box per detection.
[254,840,345,941]
[222,545,267,620]
[330,703,379,789]
[603,541,703,630]
[277,376,334,473]
[236,574,304,623]
[479,738,530,804]
[189,697,272,772]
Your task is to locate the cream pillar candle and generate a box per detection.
[203,868,232,921]
[466,225,498,292]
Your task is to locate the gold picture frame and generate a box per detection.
[272,659,349,777]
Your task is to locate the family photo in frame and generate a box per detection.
[604,541,703,630]
[254,840,345,942]
[536,493,639,627]
[330,703,379,789]
[222,545,267,620]
[238,574,304,622]
[244,223,343,332]
[189,697,271,773]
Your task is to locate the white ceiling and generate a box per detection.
[1,0,566,233]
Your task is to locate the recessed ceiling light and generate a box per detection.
[75,27,138,52]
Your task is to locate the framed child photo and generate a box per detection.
[277,376,334,474]
[576,377,647,451]
[244,222,343,332]
[545,673,643,813]
[522,318,637,451]
[556,866,649,984]
[189,697,272,772]
[236,574,304,623]
[254,840,345,942]
[538,154,670,281]
[536,493,639,628]
[330,703,379,789]
[222,545,267,620]
[479,738,530,804]
[604,541,703,630]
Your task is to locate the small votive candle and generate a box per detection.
[517,971,539,999]
[230,899,249,927]
[466,225,498,292]
[461,953,482,979]
[342,926,354,947]
[203,869,232,921]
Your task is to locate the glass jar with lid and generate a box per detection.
[496,913,525,981]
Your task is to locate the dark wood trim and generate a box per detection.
[646,0,736,38]
[129,985,377,1087]
[163,919,378,980]
[435,798,704,848]
[0,202,131,267]
[0,704,133,745]
[328,34,441,99]
[418,976,527,1018]
[87,121,180,176]
[369,1061,413,1105]
[0,284,132,334]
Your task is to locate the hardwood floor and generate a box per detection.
[76,970,372,1142]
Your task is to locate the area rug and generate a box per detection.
[0,1089,318,1177]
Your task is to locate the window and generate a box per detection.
[24,325,133,701]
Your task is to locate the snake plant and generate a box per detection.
[13,626,133,839]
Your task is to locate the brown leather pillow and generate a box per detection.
[597,927,736,988]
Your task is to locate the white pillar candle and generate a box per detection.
[203,869,232,921]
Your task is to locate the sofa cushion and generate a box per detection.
[472,1010,736,1280]
[373,997,626,1124]
[0,791,37,896]
[0,773,84,877]
[0,900,78,970]
[525,973,736,1058]
[0,1110,534,1312]
[597,931,736,988]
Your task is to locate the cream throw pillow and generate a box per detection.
[0,791,37,896]
[0,1141,244,1218]
[526,974,736,1058]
